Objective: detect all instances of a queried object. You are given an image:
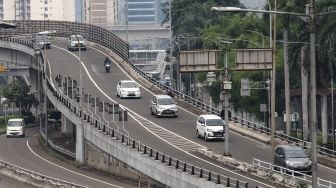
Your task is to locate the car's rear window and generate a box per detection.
[206,119,224,126]
[7,121,23,127]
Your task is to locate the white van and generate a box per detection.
[196,114,225,141]
[6,118,25,137]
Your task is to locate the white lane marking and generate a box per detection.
[50,45,275,187]
[26,134,125,188]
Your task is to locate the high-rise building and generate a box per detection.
[1,0,75,22]
[117,0,168,25]
[85,0,117,27]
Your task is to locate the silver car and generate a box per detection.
[116,80,141,99]
[67,35,86,51]
[150,95,178,118]
[274,145,312,174]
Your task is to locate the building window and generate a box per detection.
[45,7,48,11]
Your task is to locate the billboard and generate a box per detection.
[179,50,220,72]
[235,48,273,70]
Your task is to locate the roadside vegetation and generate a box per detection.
[0,79,36,134]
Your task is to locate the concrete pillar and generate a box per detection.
[61,114,73,135]
[76,124,84,163]
[29,69,38,91]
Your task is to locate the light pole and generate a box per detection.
[211,3,320,187]
[169,0,173,90]
[125,0,129,43]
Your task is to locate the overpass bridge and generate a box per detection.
[0,20,335,188]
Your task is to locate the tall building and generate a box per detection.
[117,0,168,25]
[1,0,75,22]
[85,0,117,27]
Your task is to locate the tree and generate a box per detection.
[1,80,35,113]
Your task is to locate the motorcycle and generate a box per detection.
[105,63,111,73]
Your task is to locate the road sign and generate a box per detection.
[179,50,219,72]
[291,112,299,122]
[235,48,273,70]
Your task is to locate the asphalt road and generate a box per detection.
[38,40,336,187]
[0,127,137,188]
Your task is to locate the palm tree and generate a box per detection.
[315,0,336,144]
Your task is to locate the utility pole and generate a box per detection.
[270,0,277,162]
[221,43,232,156]
[125,0,129,43]
[308,1,318,187]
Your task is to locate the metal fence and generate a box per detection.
[252,158,336,188]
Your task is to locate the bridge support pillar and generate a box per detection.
[61,114,73,136]
[76,124,85,163]
[29,69,38,92]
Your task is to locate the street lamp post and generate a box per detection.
[221,41,232,156]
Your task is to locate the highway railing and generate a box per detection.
[252,158,336,188]
[0,158,86,188]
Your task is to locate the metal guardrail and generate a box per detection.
[252,158,336,188]
[0,158,86,188]
[40,129,76,159]
[231,116,336,158]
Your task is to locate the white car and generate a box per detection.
[150,94,178,118]
[67,34,86,51]
[6,118,25,137]
[116,80,141,99]
[196,114,225,141]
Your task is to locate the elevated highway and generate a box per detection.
[0,20,335,188]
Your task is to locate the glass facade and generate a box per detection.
[118,0,168,25]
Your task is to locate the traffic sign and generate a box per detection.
[291,112,299,122]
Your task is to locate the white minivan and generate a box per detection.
[196,114,225,141]
[6,118,25,137]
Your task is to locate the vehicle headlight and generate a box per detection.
[158,106,164,110]
[121,89,126,93]
[307,160,312,165]
[207,129,213,132]
[171,107,177,111]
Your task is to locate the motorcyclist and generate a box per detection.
[104,57,111,66]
